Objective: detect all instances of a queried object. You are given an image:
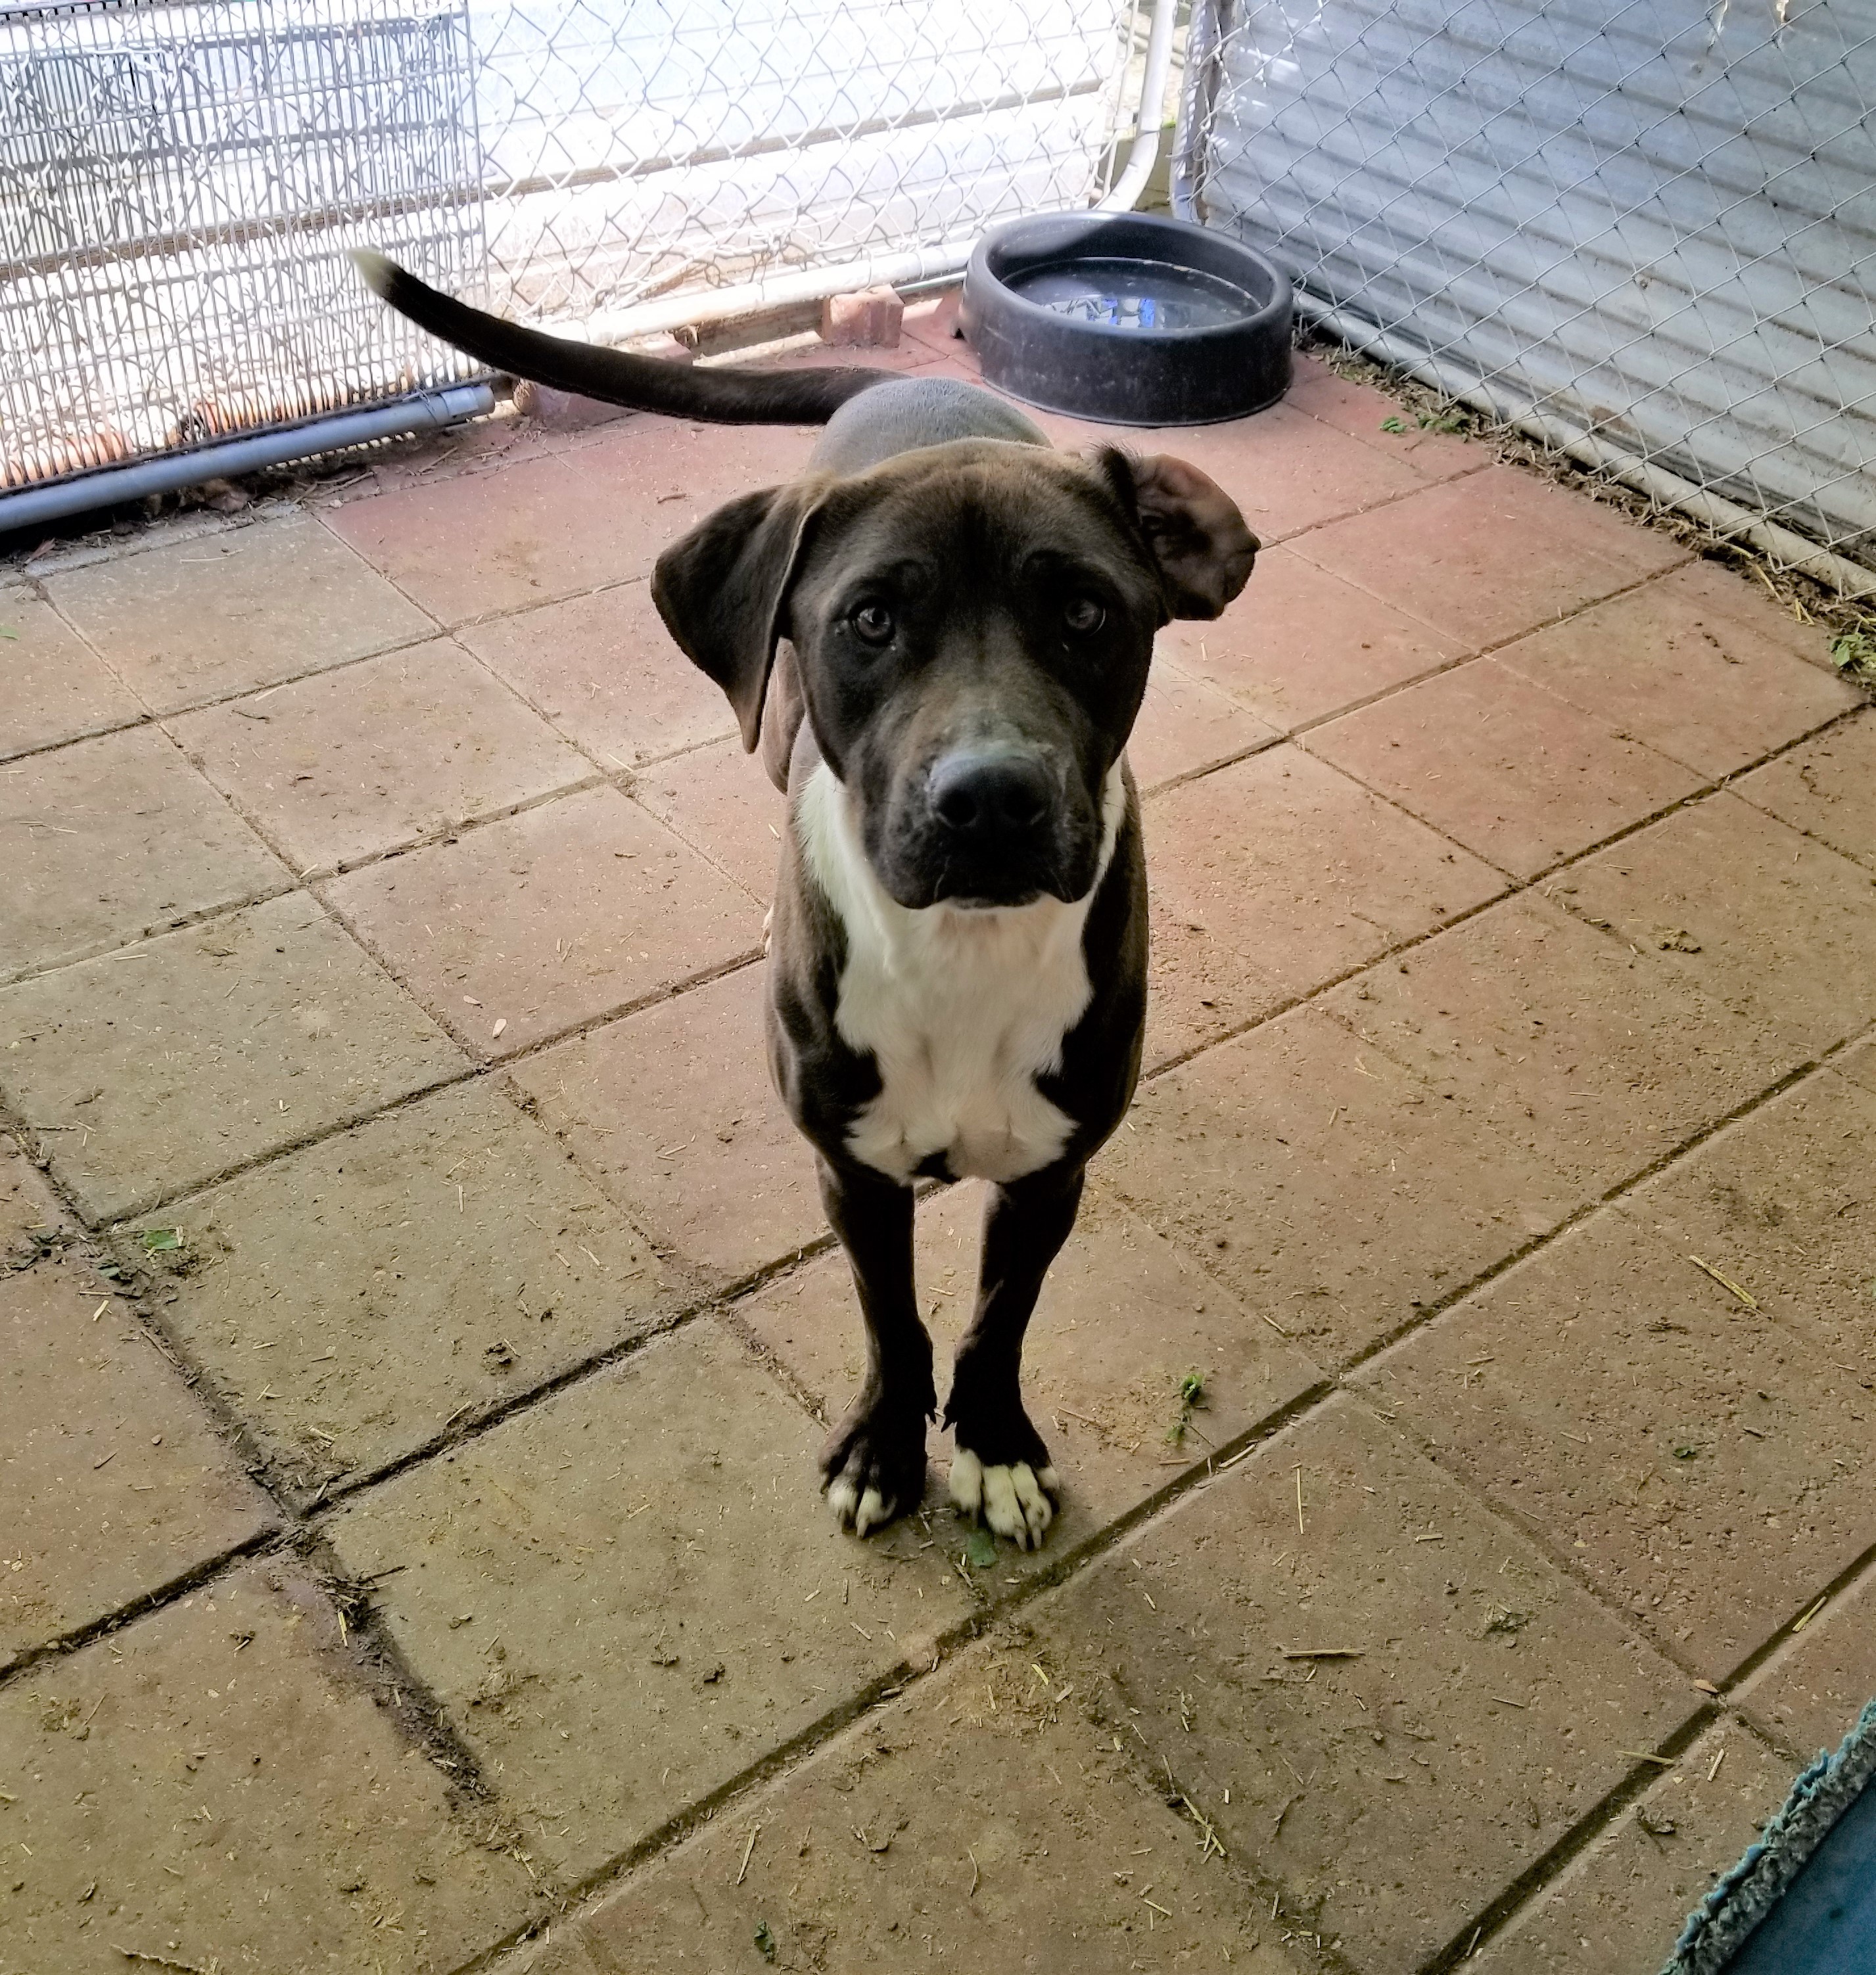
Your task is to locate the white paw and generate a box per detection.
[826,1477,894,1537]
[949,1450,1060,1551]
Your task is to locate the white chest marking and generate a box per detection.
[795,761,1127,1184]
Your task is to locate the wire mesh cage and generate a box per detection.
[1,0,484,492]
[1175,0,1876,591]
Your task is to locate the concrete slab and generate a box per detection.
[327,785,762,1059]
[1126,661,1277,792]
[45,517,436,712]
[0,1558,538,1971]
[2,1130,68,1261]
[511,963,818,1284]
[1738,1569,1876,1757]
[128,1080,678,1498]
[1029,1394,1697,1975]
[1357,1209,1876,1680]
[2,1257,273,1665]
[0,893,467,1223]
[1734,705,1876,873]
[0,589,143,762]
[629,735,789,902]
[172,639,591,875]
[325,1320,968,1881]
[1103,1005,1583,1363]
[0,724,287,981]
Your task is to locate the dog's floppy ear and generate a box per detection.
[1102,450,1259,620]
[651,482,826,750]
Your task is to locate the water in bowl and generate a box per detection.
[1008,256,1257,331]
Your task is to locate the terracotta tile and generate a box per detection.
[1157,542,1466,732]
[1357,1211,1876,1678]
[455,578,734,767]
[45,518,436,711]
[1144,743,1505,1006]
[1286,352,1479,480]
[1305,658,1702,878]
[172,639,590,873]
[531,1631,1301,1975]
[738,1183,1325,1543]
[129,1082,678,1497]
[0,726,287,979]
[0,1559,538,1968]
[0,589,143,760]
[1552,794,1876,1054]
[325,1320,968,1880]
[1735,707,1876,872]
[1495,561,1856,778]
[1738,1570,1876,1755]
[510,963,816,1282]
[1324,895,1798,1193]
[0,893,467,1224]
[1623,1065,1876,1383]
[1,1133,64,1263]
[631,734,789,901]
[1471,1725,1794,1975]
[327,786,761,1059]
[1104,1006,1581,1362]
[327,420,817,625]
[1,1258,274,1663]
[1125,659,1276,791]
[1293,464,1688,649]
[1031,1394,1695,1974]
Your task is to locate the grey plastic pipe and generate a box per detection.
[0,383,494,535]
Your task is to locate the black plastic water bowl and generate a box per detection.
[960,212,1293,427]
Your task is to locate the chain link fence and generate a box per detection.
[3,0,1148,506]
[1175,0,1876,595]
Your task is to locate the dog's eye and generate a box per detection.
[1064,596,1106,635]
[851,603,895,645]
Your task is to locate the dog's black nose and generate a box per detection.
[929,750,1052,838]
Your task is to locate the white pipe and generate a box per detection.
[0,384,495,534]
[567,0,1179,350]
[1302,297,1876,601]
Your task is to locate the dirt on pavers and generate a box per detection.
[1025,1395,1700,1974]
[1,1131,66,1261]
[1469,1724,1796,1974]
[517,1627,1301,1975]
[1357,1209,1876,1681]
[1,1256,275,1665]
[42,514,436,714]
[323,1320,969,1884]
[735,1182,1325,1557]
[1100,1004,1582,1365]
[0,724,289,982]
[1738,1570,1876,1759]
[0,893,468,1225]
[119,1080,682,1501]
[0,1558,540,1974]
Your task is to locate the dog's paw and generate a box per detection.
[949,1447,1060,1551]
[821,1393,927,1539]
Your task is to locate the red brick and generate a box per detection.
[45,517,435,711]
[1157,542,1466,732]
[0,590,143,761]
[2,1258,273,1662]
[1294,464,1687,649]
[1495,560,1855,778]
[456,578,734,767]
[818,284,904,346]
[172,639,590,873]
[327,785,761,1058]
[1325,895,1796,1192]
[1305,657,1703,878]
[1359,1209,1876,1678]
[1735,706,1876,873]
[1104,1005,1582,1361]
[509,963,816,1282]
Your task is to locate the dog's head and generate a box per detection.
[653,440,1255,910]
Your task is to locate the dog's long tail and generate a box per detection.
[354,251,896,425]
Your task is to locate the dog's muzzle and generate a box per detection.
[920,745,1087,907]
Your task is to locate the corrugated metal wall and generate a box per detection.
[1177,0,1876,580]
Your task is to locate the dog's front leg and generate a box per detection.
[817,1153,935,1537]
[945,1165,1084,1550]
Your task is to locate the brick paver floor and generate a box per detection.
[3,298,1872,1975]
